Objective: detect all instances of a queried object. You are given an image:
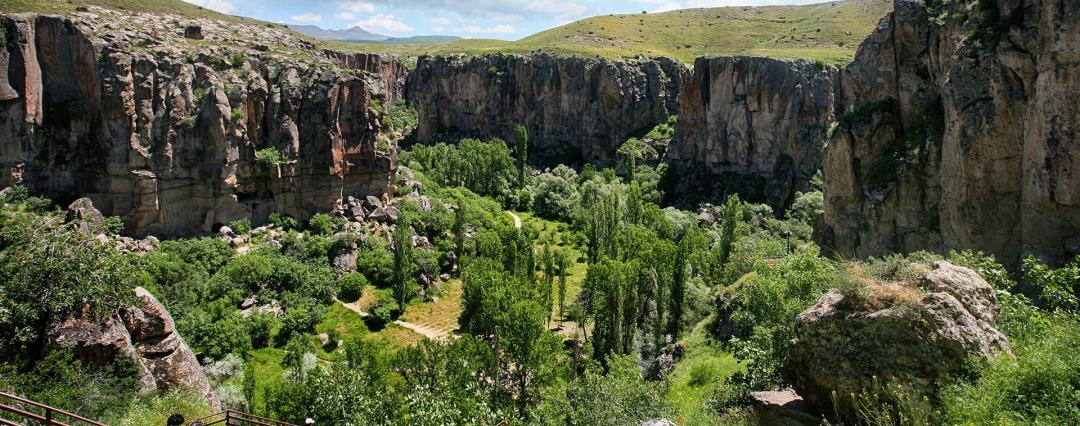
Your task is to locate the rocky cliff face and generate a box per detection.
[47,287,220,409]
[667,56,836,209]
[406,54,690,165]
[821,0,1078,267]
[0,8,400,237]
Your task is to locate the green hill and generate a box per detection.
[0,0,263,25]
[336,0,892,65]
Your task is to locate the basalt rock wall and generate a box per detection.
[667,56,837,210]
[820,0,1079,267]
[0,12,400,237]
[405,54,690,165]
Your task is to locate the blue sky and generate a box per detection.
[182,0,833,40]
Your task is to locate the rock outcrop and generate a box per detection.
[667,57,836,210]
[782,261,1010,420]
[821,0,1079,267]
[46,287,219,409]
[0,9,400,237]
[406,54,690,165]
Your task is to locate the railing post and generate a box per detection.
[45,408,53,425]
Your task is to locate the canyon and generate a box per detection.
[1,0,1076,269]
[406,54,690,166]
[0,10,398,237]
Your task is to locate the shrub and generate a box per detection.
[338,272,368,302]
[368,302,399,330]
[230,52,245,68]
[941,315,1080,424]
[307,213,335,236]
[269,212,300,230]
[256,147,285,168]
[105,216,125,235]
[160,237,233,275]
[228,218,252,235]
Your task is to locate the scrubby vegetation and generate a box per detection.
[1,124,1078,424]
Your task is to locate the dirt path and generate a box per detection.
[337,300,450,341]
[391,320,449,341]
[507,211,522,229]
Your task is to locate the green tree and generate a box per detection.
[392,219,417,307]
[581,182,623,264]
[617,137,649,183]
[556,249,572,322]
[514,124,529,189]
[717,194,741,267]
[452,197,467,262]
[585,259,640,366]
[542,245,555,325]
[243,362,256,413]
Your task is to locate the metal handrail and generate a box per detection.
[190,410,297,426]
[0,391,105,426]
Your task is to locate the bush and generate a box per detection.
[256,147,285,168]
[307,213,335,236]
[104,390,214,426]
[0,211,139,355]
[229,218,252,235]
[269,212,300,231]
[941,315,1080,424]
[105,216,125,235]
[161,238,233,275]
[338,272,368,302]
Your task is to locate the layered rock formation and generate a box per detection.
[0,9,400,237]
[406,54,690,165]
[782,261,1010,420]
[667,57,836,210]
[47,287,220,409]
[821,0,1079,267]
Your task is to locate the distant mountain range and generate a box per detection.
[287,24,460,44]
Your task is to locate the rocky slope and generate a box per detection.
[821,0,1078,267]
[0,7,401,237]
[667,56,836,209]
[47,287,220,409]
[405,54,690,166]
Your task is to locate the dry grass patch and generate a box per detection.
[837,262,926,311]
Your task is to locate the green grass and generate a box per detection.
[334,0,891,66]
[400,279,463,335]
[666,317,743,425]
[0,0,271,25]
[247,348,286,411]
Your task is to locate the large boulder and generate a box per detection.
[781,261,1009,420]
[46,287,220,409]
[65,198,105,232]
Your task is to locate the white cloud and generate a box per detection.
[525,0,586,16]
[429,17,451,25]
[432,26,446,33]
[485,11,524,22]
[650,2,682,12]
[453,24,516,34]
[339,1,375,13]
[182,0,237,14]
[291,12,323,23]
[352,14,413,33]
[335,12,356,19]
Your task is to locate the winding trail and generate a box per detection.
[337,300,450,341]
[507,211,522,229]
